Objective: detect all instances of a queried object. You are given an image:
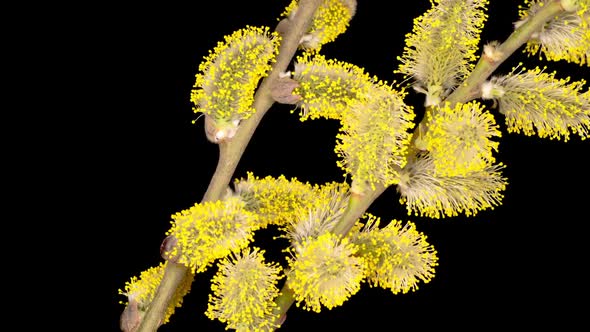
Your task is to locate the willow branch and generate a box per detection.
[445,0,564,105]
[272,183,387,328]
[133,1,323,331]
[203,0,324,201]
[409,0,565,161]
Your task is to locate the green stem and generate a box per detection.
[272,283,296,328]
[134,1,323,331]
[331,185,387,236]
[445,0,564,104]
[409,1,565,160]
[272,183,387,328]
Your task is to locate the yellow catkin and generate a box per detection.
[351,215,438,294]
[233,172,322,228]
[518,0,589,67]
[190,26,280,127]
[206,248,282,332]
[286,181,350,247]
[396,0,489,104]
[335,84,416,191]
[485,66,590,141]
[397,153,507,219]
[292,54,374,121]
[165,197,258,273]
[288,233,366,312]
[423,101,501,176]
[281,0,356,51]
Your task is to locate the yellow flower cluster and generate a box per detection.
[285,181,350,247]
[206,248,282,332]
[233,172,326,228]
[352,215,438,294]
[190,26,280,136]
[290,55,416,192]
[397,154,507,218]
[288,233,365,312]
[118,262,193,325]
[335,84,416,191]
[518,0,589,66]
[165,197,258,273]
[292,54,373,121]
[396,0,489,104]
[282,0,357,51]
[483,66,589,140]
[422,101,501,176]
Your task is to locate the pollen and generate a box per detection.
[335,84,416,191]
[397,154,507,219]
[232,172,323,228]
[206,248,283,332]
[286,181,350,247]
[423,101,502,177]
[485,66,590,141]
[292,54,373,121]
[396,0,489,102]
[191,26,280,128]
[352,215,438,294]
[282,0,357,51]
[165,197,258,273]
[518,0,589,66]
[288,233,366,312]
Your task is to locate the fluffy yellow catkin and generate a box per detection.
[281,0,357,51]
[351,214,438,294]
[292,54,374,121]
[396,0,489,105]
[233,172,325,228]
[206,248,282,332]
[287,233,366,312]
[517,0,589,66]
[285,181,350,247]
[422,101,501,177]
[335,83,415,192]
[190,26,280,142]
[397,153,507,219]
[165,197,258,273]
[482,66,590,140]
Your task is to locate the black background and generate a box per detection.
[78,1,590,330]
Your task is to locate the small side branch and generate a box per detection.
[272,183,386,328]
[446,0,564,104]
